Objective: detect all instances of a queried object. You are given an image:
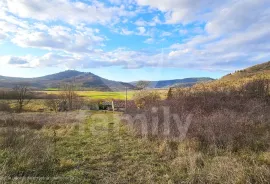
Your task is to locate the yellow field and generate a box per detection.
[41,89,168,100]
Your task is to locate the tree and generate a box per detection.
[136,81,150,90]
[45,94,61,112]
[59,83,79,111]
[133,90,161,109]
[13,84,33,112]
[167,87,173,100]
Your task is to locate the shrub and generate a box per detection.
[126,83,270,152]
[44,95,61,112]
[241,78,270,100]
[0,102,12,112]
[133,90,161,109]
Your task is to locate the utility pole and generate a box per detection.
[125,87,127,113]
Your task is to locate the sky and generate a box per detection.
[0,0,270,82]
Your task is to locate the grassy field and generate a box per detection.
[43,90,135,100]
[41,89,168,100]
[1,111,269,183]
[0,112,171,183]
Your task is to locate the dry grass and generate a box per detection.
[0,102,12,112]
[0,111,88,129]
[0,79,269,183]
[123,79,270,183]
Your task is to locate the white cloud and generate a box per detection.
[0,32,7,41]
[179,29,188,35]
[1,0,270,73]
[165,0,270,70]
[134,19,147,26]
[144,38,154,44]
[161,32,172,37]
[136,0,223,24]
[3,0,134,25]
[120,28,134,35]
[118,27,151,36]
[134,15,162,26]
[0,20,20,34]
[11,24,105,54]
[205,0,270,35]
[137,27,146,35]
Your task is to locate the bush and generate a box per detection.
[133,90,161,109]
[0,102,12,112]
[187,109,270,152]
[241,78,270,100]
[126,83,270,152]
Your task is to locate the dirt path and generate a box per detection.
[55,112,171,184]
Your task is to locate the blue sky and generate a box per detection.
[0,0,269,82]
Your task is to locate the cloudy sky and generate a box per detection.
[0,0,269,81]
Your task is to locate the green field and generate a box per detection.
[42,90,135,100]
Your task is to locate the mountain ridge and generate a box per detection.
[0,70,134,91]
[0,70,214,90]
[131,77,215,88]
[1,60,270,91]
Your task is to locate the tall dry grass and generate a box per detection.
[124,79,270,183]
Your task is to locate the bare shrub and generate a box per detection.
[188,106,270,152]
[241,78,270,100]
[12,84,33,113]
[0,102,12,112]
[126,82,270,152]
[59,83,84,111]
[133,90,161,109]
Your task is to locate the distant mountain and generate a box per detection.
[0,70,134,91]
[131,78,215,89]
[0,70,215,90]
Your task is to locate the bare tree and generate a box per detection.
[167,87,173,100]
[133,90,161,109]
[60,83,79,111]
[136,81,150,90]
[45,94,61,112]
[13,84,33,112]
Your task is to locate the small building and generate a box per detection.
[101,101,113,110]
[101,100,137,112]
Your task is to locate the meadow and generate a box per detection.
[40,89,168,100]
[1,110,269,183]
[0,79,269,183]
[0,111,173,183]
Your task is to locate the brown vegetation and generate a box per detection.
[124,79,270,183]
[133,90,161,109]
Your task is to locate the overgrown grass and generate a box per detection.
[0,112,171,183]
[1,111,269,183]
[0,99,49,112]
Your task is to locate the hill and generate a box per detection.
[221,61,270,81]
[131,78,215,88]
[192,61,270,90]
[0,70,134,91]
